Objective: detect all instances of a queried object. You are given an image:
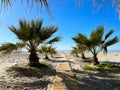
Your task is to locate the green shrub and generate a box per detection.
[83,63,120,71]
[83,65,98,71]
[96,63,106,68]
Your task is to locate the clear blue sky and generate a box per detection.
[0,0,120,51]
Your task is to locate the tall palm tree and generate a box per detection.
[73,25,119,65]
[0,19,60,66]
[86,26,119,65]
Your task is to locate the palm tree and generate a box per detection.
[39,34,61,59]
[78,44,86,59]
[71,46,80,57]
[39,45,50,59]
[73,25,119,65]
[87,26,119,65]
[40,33,61,59]
[0,19,60,66]
[48,46,57,58]
[72,34,87,59]
[39,45,57,59]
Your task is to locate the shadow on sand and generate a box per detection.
[54,71,80,90]
[4,65,56,89]
[102,61,120,65]
[53,56,64,58]
[73,69,120,90]
[81,58,92,63]
[45,58,75,64]
[6,65,56,78]
[75,57,93,64]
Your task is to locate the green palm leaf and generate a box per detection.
[1,0,51,14]
[105,29,114,40]
[47,36,61,44]
[72,33,87,44]
[104,37,119,47]
[39,26,58,41]
[0,42,25,55]
[0,43,16,55]
[90,26,104,45]
[1,0,11,9]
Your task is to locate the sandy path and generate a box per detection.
[53,53,80,90]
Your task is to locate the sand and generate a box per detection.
[0,51,120,90]
[65,52,120,90]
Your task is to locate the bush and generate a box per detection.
[83,63,120,71]
[83,65,98,71]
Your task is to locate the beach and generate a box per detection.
[0,51,120,90]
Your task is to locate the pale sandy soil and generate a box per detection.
[0,52,57,90]
[64,52,120,90]
[0,52,120,90]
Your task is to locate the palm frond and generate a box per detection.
[9,26,21,39]
[0,43,17,55]
[104,36,119,47]
[90,26,104,45]
[71,46,80,57]
[39,26,58,41]
[1,0,51,13]
[16,42,26,48]
[48,46,57,54]
[0,42,26,55]
[72,33,87,44]
[36,19,43,31]
[105,29,114,40]
[1,0,11,10]
[47,36,61,44]
[39,45,49,54]
[40,0,51,14]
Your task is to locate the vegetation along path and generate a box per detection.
[53,53,80,90]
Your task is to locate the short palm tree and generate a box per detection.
[48,46,57,58]
[72,34,87,59]
[39,46,57,59]
[78,44,86,59]
[39,46,49,59]
[39,33,60,59]
[73,26,119,65]
[0,19,60,66]
[71,46,80,57]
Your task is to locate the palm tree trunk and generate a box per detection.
[76,53,79,57]
[81,52,86,59]
[93,54,99,65]
[51,54,54,58]
[45,54,49,59]
[29,50,39,66]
